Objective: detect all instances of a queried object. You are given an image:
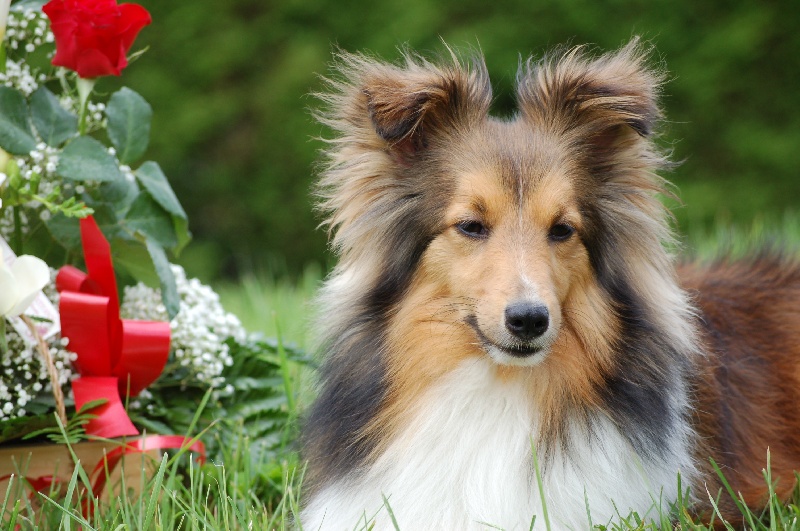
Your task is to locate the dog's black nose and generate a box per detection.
[505,302,549,340]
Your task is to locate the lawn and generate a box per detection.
[4,222,800,530]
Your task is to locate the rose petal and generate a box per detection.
[0,263,19,316]
[7,255,50,316]
[117,3,151,49]
[75,46,121,78]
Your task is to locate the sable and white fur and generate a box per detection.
[301,40,800,529]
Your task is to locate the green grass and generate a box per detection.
[681,210,800,260]
[2,427,304,529]
[214,263,323,351]
[5,219,800,530]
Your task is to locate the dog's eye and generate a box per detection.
[549,223,574,242]
[456,220,489,239]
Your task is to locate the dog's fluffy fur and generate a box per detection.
[301,39,800,529]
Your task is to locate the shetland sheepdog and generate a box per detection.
[301,39,800,529]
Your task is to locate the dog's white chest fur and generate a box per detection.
[302,359,693,530]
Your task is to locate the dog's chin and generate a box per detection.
[466,316,552,367]
[485,343,550,367]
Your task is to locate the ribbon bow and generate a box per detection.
[56,216,171,438]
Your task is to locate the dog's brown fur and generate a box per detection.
[681,257,800,519]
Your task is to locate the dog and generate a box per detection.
[300,39,800,529]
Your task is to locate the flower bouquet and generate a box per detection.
[0,0,307,512]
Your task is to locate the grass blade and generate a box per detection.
[530,439,552,531]
[382,493,401,531]
[142,453,169,530]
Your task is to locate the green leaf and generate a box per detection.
[146,239,180,319]
[0,412,54,444]
[105,87,152,165]
[0,87,36,155]
[244,418,283,439]
[23,399,106,444]
[123,192,178,248]
[11,0,48,10]
[57,136,124,182]
[92,203,125,240]
[44,212,81,250]
[47,203,125,251]
[30,86,78,147]
[111,237,160,287]
[135,161,190,253]
[228,376,284,392]
[98,176,140,216]
[230,396,286,419]
[135,161,185,217]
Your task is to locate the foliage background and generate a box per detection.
[108,0,799,279]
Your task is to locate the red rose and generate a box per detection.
[42,0,151,78]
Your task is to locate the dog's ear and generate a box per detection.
[321,52,491,163]
[517,39,664,166]
[364,74,460,159]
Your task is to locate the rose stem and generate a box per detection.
[76,77,96,136]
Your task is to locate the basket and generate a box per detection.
[0,317,162,511]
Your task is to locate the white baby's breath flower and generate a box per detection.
[0,58,39,95]
[120,265,246,395]
[2,6,53,68]
[120,164,136,182]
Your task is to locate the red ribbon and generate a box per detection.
[56,216,171,438]
[0,474,59,497]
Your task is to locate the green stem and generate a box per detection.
[0,41,6,76]
[12,204,21,254]
[0,318,7,357]
[76,77,96,135]
[78,105,87,135]
[0,0,8,75]
[0,6,6,76]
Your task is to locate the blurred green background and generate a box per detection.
[113,0,799,280]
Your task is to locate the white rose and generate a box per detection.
[0,0,10,42]
[0,248,50,317]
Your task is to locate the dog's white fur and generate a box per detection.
[302,359,697,530]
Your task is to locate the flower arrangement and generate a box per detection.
[1,0,186,310]
[0,0,306,497]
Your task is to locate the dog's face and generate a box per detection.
[421,122,596,367]
[319,43,674,377]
